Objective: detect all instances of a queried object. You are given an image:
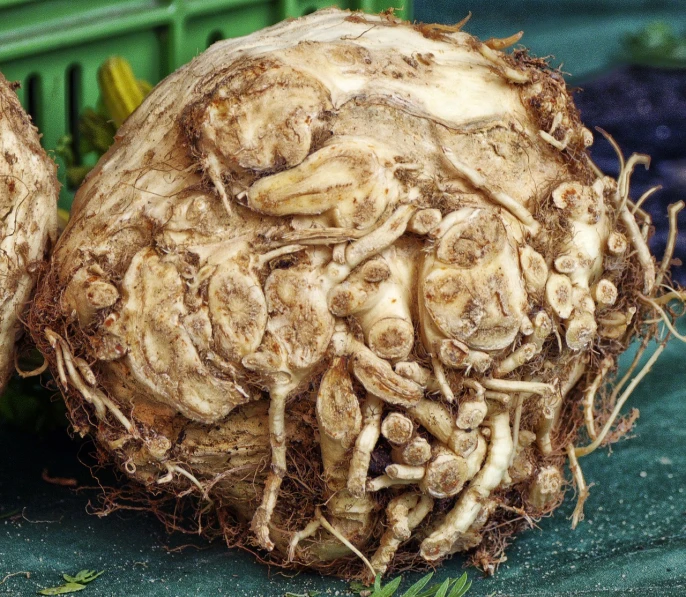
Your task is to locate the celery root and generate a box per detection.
[0,74,57,392]
[28,8,683,580]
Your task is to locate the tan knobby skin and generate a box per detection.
[29,9,682,579]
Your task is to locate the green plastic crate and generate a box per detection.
[0,0,413,208]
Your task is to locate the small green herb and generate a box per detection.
[350,572,471,597]
[61,571,104,585]
[371,574,402,597]
[38,570,104,595]
[38,582,88,595]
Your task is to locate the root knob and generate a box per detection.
[519,246,549,294]
[394,436,432,465]
[565,311,598,350]
[368,317,415,360]
[607,231,628,255]
[408,208,442,235]
[360,258,391,283]
[546,273,573,319]
[381,412,414,445]
[455,401,488,430]
[554,255,578,274]
[593,279,618,306]
[448,429,479,458]
[528,466,563,510]
[421,446,468,498]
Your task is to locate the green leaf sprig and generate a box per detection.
[351,571,471,597]
[38,570,104,595]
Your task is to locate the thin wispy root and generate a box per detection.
[45,328,136,436]
[570,127,685,470]
[566,444,589,529]
[582,357,613,440]
[657,201,685,288]
[570,199,684,523]
[14,351,48,378]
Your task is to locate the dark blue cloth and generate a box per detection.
[574,66,686,285]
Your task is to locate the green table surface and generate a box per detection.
[2,330,685,597]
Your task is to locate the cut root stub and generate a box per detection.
[381,412,414,445]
